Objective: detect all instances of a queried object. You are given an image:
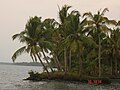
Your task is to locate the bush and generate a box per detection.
[28,70,41,81]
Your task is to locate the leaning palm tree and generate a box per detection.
[42,18,63,71]
[12,16,50,76]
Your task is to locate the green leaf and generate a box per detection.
[12,46,26,62]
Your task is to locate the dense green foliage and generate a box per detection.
[12,5,120,78]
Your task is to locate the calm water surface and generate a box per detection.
[0,64,120,90]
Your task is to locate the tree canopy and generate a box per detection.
[12,5,120,78]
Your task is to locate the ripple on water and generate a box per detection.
[0,65,120,90]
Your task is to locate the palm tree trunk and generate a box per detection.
[54,54,63,71]
[30,53,35,62]
[36,53,50,76]
[98,34,101,77]
[64,48,67,74]
[78,51,82,76]
[110,59,113,76]
[33,53,37,62]
[41,50,54,72]
[115,57,118,75]
[69,50,71,71]
[53,56,58,70]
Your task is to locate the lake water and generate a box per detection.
[0,64,120,90]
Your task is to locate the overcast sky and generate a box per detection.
[0,0,120,62]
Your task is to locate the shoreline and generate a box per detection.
[23,71,120,85]
[23,78,120,85]
[24,77,120,85]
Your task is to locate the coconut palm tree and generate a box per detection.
[42,18,63,71]
[12,5,120,78]
[110,28,120,74]
[58,5,72,73]
[83,8,117,77]
[102,27,120,75]
[12,16,50,76]
[58,5,96,75]
[62,10,85,75]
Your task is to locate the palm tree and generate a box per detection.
[58,5,72,73]
[12,5,119,78]
[60,7,94,75]
[63,11,84,75]
[42,18,63,71]
[83,8,116,77]
[102,27,120,75]
[101,35,113,75]
[58,5,84,74]
[58,5,95,75]
[12,16,50,76]
[110,28,120,74]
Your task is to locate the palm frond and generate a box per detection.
[12,46,26,62]
[101,8,109,16]
[59,5,71,23]
[83,12,93,20]
[107,20,117,25]
[86,20,95,25]
[100,25,110,33]
[117,21,120,26]
[12,34,20,40]
[80,18,87,26]
[39,39,53,50]
[12,31,26,40]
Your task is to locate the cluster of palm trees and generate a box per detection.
[12,5,120,77]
